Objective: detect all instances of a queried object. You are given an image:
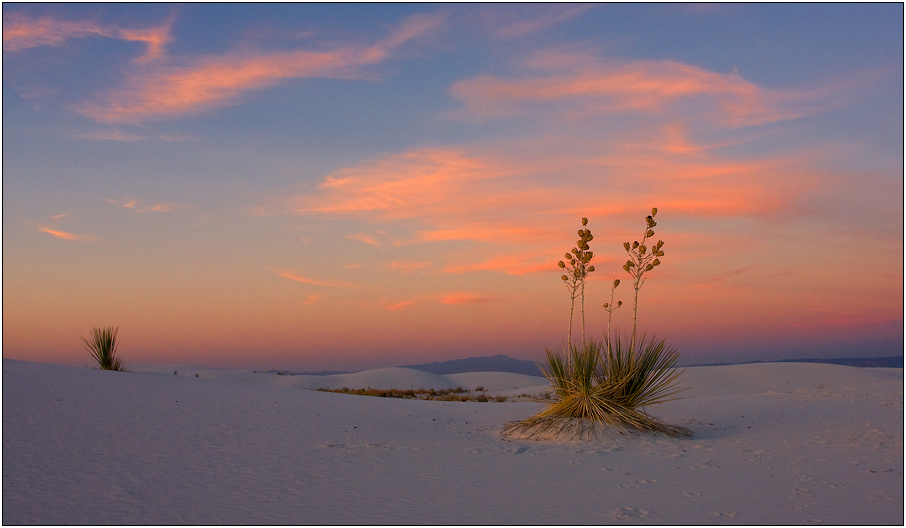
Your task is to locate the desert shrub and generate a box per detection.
[475,386,484,392]
[495,395,507,402]
[81,326,126,371]
[477,394,489,402]
[502,337,690,440]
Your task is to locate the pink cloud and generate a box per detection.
[38,226,94,241]
[389,261,432,273]
[277,270,355,289]
[74,13,443,124]
[347,233,383,247]
[386,291,502,310]
[3,13,172,62]
[301,294,324,306]
[442,255,554,276]
[441,292,501,305]
[451,53,875,127]
[278,128,826,280]
[472,4,592,40]
[108,198,177,213]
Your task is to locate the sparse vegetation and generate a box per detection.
[316,386,508,402]
[81,326,126,371]
[503,208,689,440]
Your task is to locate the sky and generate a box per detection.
[3,3,903,371]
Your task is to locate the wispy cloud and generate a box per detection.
[277,270,356,288]
[387,291,502,310]
[471,4,592,40]
[74,13,444,124]
[73,128,146,142]
[108,198,177,213]
[2,13,172,62]
[302,294,324,305]
[440,292,502,305]
[451,52,878,126]
[347,232,384,247]
[389,261,432,273]
[38,226,94,241]
[442,254,553,276]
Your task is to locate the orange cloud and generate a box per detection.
[386,291,502,310]
[75,13,443,124]
[108,198,177,213]
[292,148,536,222]
[279,126,825,280]
[451,53,872,127]
[302,294,324,305]
[2,13,172,62]
[389,261,432,273]
[277,270,355,289]
[347,233,383,247]
[442,255,553,276]
[38,227,94,241]
[441,292,501,305]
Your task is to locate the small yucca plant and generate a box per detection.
[81,326,126,371]
[502,336,691,440]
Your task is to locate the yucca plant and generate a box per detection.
[502,336,691,440]
[81,325,126,371]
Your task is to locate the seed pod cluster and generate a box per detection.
[622,207,665,282]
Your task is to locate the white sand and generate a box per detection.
[3,358,902,524]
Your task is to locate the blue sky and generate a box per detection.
[3,3,903,370]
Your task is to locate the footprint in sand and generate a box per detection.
[611,507,650,520]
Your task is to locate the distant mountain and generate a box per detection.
[401,354,542,376]
[689,356,904,369]
[277,354,902,377]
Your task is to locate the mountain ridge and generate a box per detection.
[280,354,903,376]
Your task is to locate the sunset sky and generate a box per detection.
[3,4,903,371]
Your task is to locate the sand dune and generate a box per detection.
[129,364,550,392]
[3,358,902,524]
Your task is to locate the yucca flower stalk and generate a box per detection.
[602,278,622,349]
[558,218,595,345]
[622,208,664,353]
[81,326,126,371]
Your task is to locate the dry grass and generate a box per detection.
[316,386,507,402]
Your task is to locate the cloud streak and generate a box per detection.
[74,13,444,124]
[386,292,502,310]
[108,198,177,213]
[451,52,877,127]
[38,226,94,241]
[277,270,356,289]
[2,13,172,62]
